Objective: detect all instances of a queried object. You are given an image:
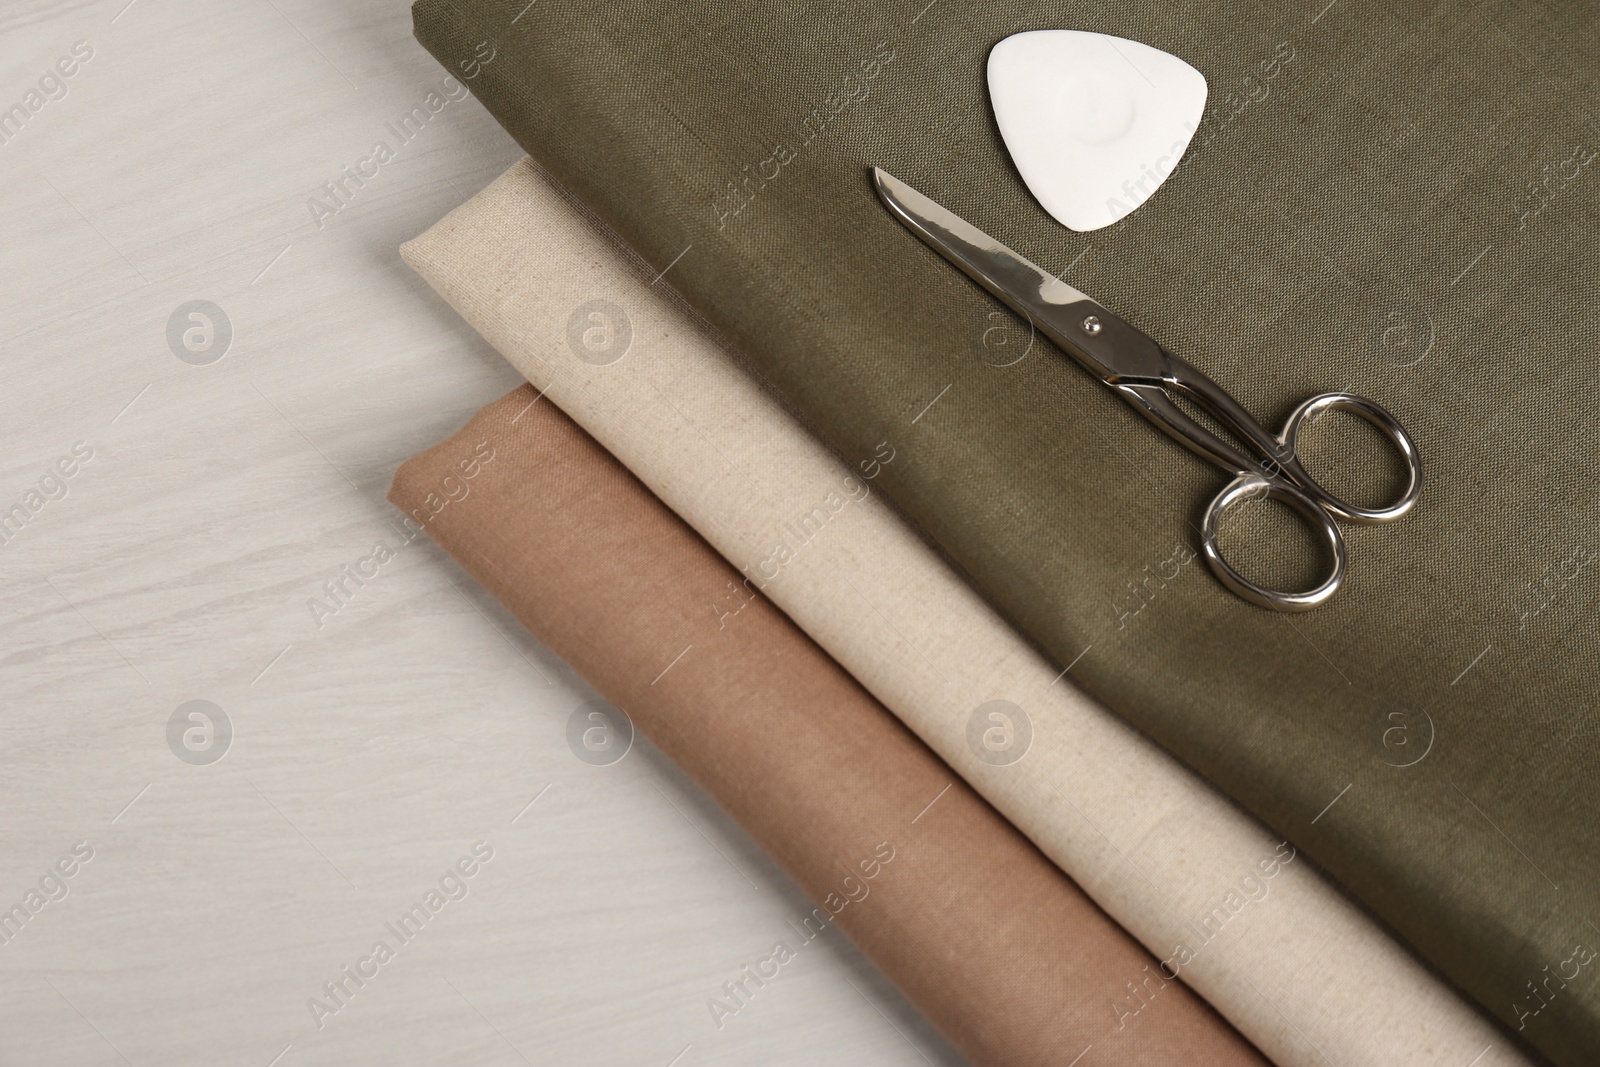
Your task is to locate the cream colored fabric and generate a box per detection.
[401,158,1529,1067]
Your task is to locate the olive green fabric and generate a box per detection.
[413,1,1600,1061]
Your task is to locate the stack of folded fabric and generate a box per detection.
[391,384,1267,1066]
[391,1,1598,1064]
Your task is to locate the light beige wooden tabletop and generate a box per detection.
[0,2,962,1064]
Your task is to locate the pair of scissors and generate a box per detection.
[871,167,1421,611]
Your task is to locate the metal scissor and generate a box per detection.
[871,167,1422,611]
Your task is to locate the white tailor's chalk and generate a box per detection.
[988,30,1207,231]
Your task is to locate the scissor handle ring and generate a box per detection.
[1278,393,1422,525]
[1201,473,1348,612]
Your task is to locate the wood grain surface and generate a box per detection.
[0,2,963,1064]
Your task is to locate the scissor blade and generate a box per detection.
[871,167,1095,317]
[871,167,1173,384]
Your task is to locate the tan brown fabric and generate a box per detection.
[388,386,1266,1067]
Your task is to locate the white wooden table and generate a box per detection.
[0,3,963,1064]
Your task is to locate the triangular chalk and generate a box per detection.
[988,30,1207,232]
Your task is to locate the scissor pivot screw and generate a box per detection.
[1082,315,1102,335]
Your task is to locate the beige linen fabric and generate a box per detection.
[401,158,1529,1067]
